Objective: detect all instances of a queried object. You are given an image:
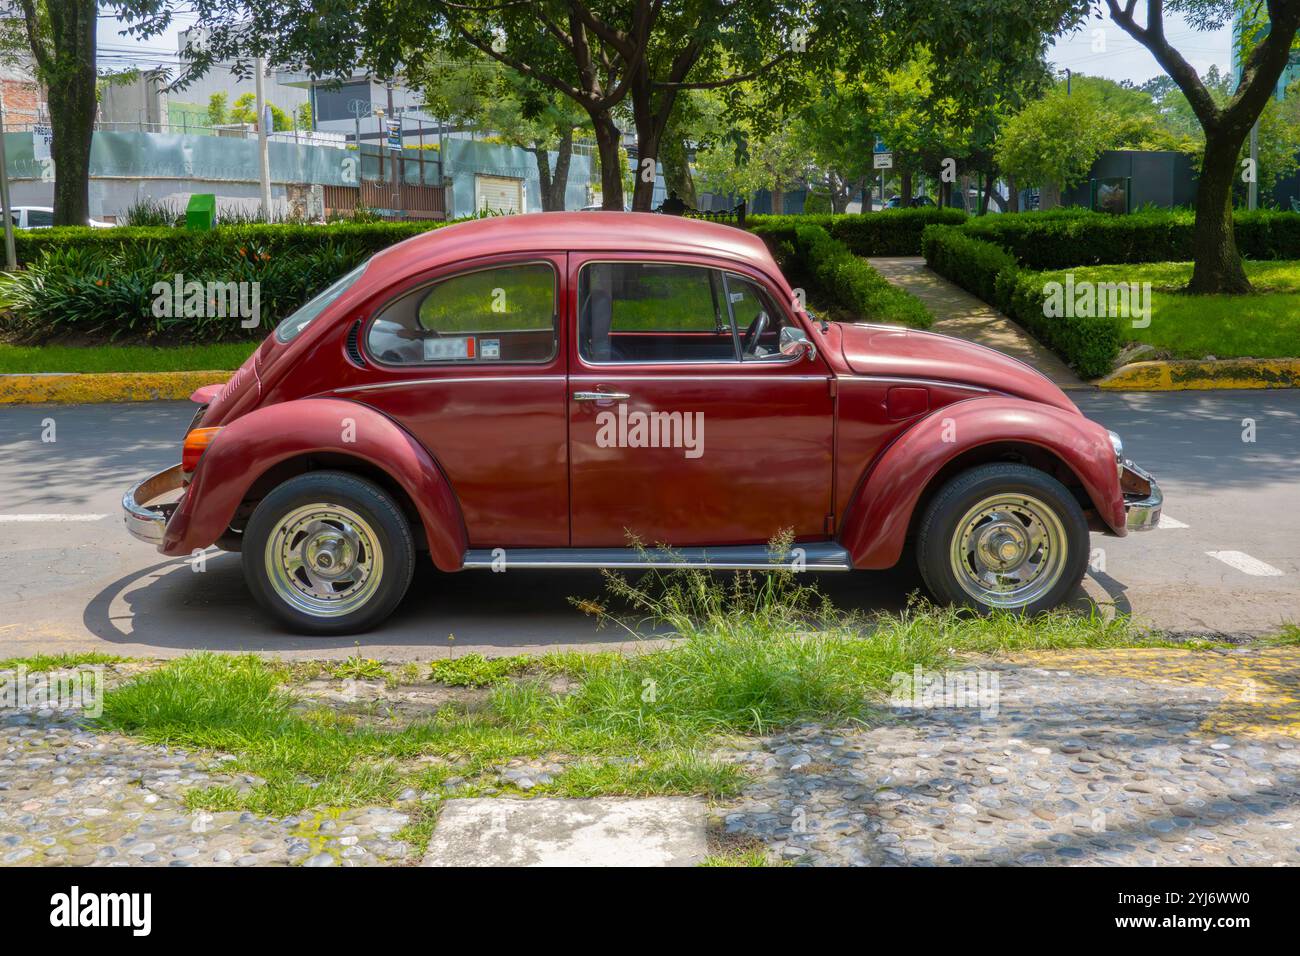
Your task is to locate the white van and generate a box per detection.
[8,206,114,228]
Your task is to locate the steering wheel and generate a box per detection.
[742,310,769,355]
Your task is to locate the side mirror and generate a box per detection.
[779,325,817,362]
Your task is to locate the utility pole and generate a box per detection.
[0,91,15,270]
[255,57,273,219]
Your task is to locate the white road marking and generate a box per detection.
[1157,514,1189,529]
[1206,551,1284,577]
[0,514,109,523]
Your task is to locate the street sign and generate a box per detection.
[873,137,888,154]
[387,119,402,152]
[873,151,893,170]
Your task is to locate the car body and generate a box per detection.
[9,205,114,228]
[123,212,1161,634]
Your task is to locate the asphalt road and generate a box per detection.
[0,391,1296,661]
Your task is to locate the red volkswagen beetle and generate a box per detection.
[124,213,1161,634]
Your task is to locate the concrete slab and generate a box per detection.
[421,797,708,867]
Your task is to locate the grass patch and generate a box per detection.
[1032,261,1300,360]
[93,542,1194,844]
[0,342,256,373]
[0,651,129,672]
[428,653,531,687]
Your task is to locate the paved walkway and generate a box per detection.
[720,646,1300,866]
[868,256,1086,390]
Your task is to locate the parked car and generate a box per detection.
[884,195,934,209]
[124,213,1162,634]
[8,205,114,228]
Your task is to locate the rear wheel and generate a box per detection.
[916,463,1088,615]
[243,471,414,635]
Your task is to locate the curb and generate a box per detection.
[0,370,231,405]
[1097,358,1300,391]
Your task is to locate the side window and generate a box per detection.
[579,262,738,364]
[27,209,54,227]
[724,273,793,360]
[367,262,556,365]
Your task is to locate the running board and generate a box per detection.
[461,544,852,571]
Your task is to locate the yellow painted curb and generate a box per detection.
[0,370,231,405]
[1098,358,1300,391]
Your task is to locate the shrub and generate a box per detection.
[0,234,383,344]
[958,208,1300,269]
[754,221,933,329]
[922,224,1122,378]
[749,207,966,257]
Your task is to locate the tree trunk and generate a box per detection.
[900,170,913,206]
[631,128,660,212]
[532,127,574,212]
[45,0,98,226]
[1189,128,1253,293]
[1040,182,1060,210]
[1007,175,1020,213]
[659,131,696,208]
[590,113,624,210]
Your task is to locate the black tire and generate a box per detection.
[916,463,1089,615]
[242,470,415,635]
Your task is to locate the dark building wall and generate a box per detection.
[1062,150,1197,210]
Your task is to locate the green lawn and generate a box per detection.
[0,342,257,373]
[1034,260,1300,360]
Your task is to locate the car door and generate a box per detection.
[567,253,835,548]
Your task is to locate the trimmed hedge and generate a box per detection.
[922,225,1122,378]
[11,221,446,268]
[748,207,966,257]
[755,221,933,329]
[958,208,1300,270]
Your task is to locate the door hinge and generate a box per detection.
[828,377,838,398]
[824,514,835,535]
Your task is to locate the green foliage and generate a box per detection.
[0,222,445,344]
[922,224,1122,378]
[994,87,1120,190]
[121,198,184,227]
[960,208,1300,269]
[427,654,530,688]
[753,221,933,329]
[749,208,966,257]
[207,92,229,127]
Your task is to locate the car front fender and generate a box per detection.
[160,398,468,570]
[839,396,1125,569]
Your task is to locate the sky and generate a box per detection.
[1047,8,1234,86]
[96,6,1236,89]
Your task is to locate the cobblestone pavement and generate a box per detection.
[719,647,1300,866]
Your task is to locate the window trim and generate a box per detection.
[577,259,743,367]
[576,258,805,369]
[363,258,560,369]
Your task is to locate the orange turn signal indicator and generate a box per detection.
[181,427,222,473]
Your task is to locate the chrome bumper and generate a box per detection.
[123,464,185,546]
[1121,460,1162,532]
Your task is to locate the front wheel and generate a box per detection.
[916,463,1089,615]
[243,471,415,635]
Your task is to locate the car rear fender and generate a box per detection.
[839,396,1125,569]
[161,398,468,570]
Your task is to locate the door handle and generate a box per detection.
[573,391,630,402]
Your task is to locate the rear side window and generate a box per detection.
[367,262,556,365]
[27,209,54,227]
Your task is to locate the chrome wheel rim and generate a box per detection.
[264,503,383,618]
[949,493,1068,609]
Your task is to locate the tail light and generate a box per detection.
[182,427,222,473]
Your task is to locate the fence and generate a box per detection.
[323,182,447,221]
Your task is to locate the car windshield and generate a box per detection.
[274,261,369,343]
